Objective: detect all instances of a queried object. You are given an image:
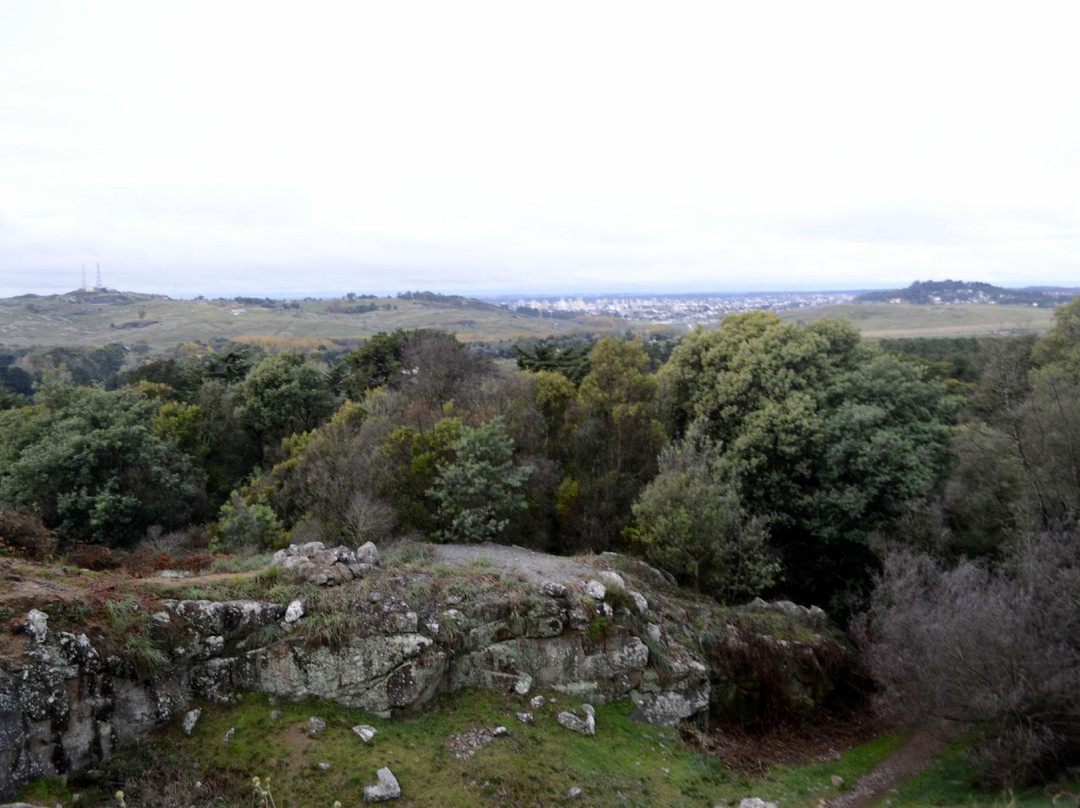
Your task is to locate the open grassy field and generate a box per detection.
[778,302,1056,339]
[0,291,1063,354]
[0,291,612,353]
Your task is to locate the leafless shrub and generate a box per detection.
[860,527,1080,787]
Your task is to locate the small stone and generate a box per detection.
[540,581,568,598]
[158,569,189,579]
[353,725,378,743]
[645,622,662,643]
[182,709,201,736]
[513,672,533,696]
[271,549,289,565]
[363,767,401,802]
[738,799,779,808]
[284,600,304,623]
[25,608,48,644]
[598,571,626,592]
[567,786,583,800]
[300,541,326,556]
[270,710,282,720]
[516,712,534,724]
[584,580,606,600]
[309,717,327,735]
[492,726,509,737]
[318,761,331,771]
[830,775,844,787]
[557,706,595,736]
[530,695,546,710]
[369,591,384,604]
[356,541,380,566]
[630,591,649,614]
[151,611,171,625]
[223,727,235,743]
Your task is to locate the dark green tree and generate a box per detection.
[0,382,206,547]
[659,314,958,608]
[428,417,533,543]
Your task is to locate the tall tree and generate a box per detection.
[659,314,958,608]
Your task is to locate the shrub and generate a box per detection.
[861,529,1080,787]
[0,509,56,558]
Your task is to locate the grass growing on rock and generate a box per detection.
[23,689,902,808]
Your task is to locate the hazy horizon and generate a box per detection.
[3,3,1078,299]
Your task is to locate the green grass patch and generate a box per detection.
[880,743,1080,807]
[25,690,905,808]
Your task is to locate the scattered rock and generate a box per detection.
[516,712,534,724]
[300,541,326,557]
[630,591,649,614]
[739,799,778,808]
[353,725,378,743]
[557,704,596,736]
[830,775,844,787]
[317,761,330,771]
[182,709,201,736]
[584,580,606,600]
[24,609,48,644]
[598,571,626,592]
[530,695,546,710]
[309,717,327,735]
[567,786,583,800]
[356,541,380,566]
[270,710,282,720]
[223,727,235,743]
[158,569,189,579]
[513,672,533,696]
[540,581,568,598]
[150,611,171,625]
[284,600,304,623]
[363,767,401,802]
[492,726,509,737]
[646,622,662,643]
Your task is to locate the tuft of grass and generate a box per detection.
[208,552,275,574]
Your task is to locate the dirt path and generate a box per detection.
[823,722,956,808]
[429,542,598,584]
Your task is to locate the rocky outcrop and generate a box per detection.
[0,549,852,799]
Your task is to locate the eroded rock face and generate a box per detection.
[0,559,850,800]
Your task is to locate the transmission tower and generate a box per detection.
[95,263,103,291]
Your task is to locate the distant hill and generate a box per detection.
[0,289,611,353]
[855,280,1078,307]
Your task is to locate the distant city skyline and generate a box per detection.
[3,3,1079,299]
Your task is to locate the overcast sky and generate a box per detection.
[2,1,1079,298]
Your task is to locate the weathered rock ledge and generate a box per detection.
[0,547,852,799]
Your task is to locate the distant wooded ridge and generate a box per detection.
[855,279,1080,306]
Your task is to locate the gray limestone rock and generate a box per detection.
[309,717,327,735]
[557,704,596,736]
[356,541,380,566]
[182,709,201,736]
[516,712,533,724]
[540,581,568,598]
[512,672,533,696]
[597,571,626,592]
[284,600,304,623]
[530,695,546,710]
[24,610,48,644]
[584,580,606,600]
[739,800,778,808]
[353,724,378,743]
[363,767,401,802]
[567,786,583,800]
